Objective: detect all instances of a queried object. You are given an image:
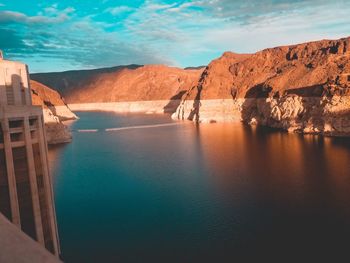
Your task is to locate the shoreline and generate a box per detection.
[68,100,180,114]
[68,96,350,137]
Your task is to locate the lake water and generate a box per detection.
[48,111,350,262]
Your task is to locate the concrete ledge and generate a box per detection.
[0,213,61,263]
[0,105,43,119]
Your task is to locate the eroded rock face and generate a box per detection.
[30,37,350,136]
[31,65,203,114]
[173,37,350,136]
[243,95,350,136]
[30,80,78,144]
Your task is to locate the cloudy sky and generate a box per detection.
[0,0,349,72]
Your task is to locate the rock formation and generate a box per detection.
[173,37,350,136]
[30,80,77,144]
[30,36,350,136]
[31,65,203,114]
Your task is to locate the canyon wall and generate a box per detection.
[173,37,350,136]
[31,37,350,136]
[30,80,77,144]
[31,65,203,114]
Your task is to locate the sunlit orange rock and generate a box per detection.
[174,37,350,136]
[30,80,77,144]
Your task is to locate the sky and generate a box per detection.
[0,0,349,73]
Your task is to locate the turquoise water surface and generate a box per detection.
[48,111,350,262]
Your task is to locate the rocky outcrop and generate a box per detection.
[242,95,350,136]
[30,80,78,144]
[173,37,350,136]
[31,65,203,114]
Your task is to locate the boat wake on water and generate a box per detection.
[75,122,181,133]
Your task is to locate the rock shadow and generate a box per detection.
[187,69,208,122]
[241,83,272,123]
[163,90,186,114]
[188,90,201,122]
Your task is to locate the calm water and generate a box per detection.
[49,112,350,262]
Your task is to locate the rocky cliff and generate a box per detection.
[30,37,350,136]
[173,37,350,136]
[31,65,203,114]
[30,80,77,144]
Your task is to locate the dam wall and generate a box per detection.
[0,56,60,256]
[0,213,61,263]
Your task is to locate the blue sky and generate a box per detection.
[0,0,349,73]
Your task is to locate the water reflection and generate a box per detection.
[196,123,350,260]
[49,112,350,262]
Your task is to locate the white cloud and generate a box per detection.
[165,2,200,13]
[106,6,134,16]
[2,0,350,71]
[0,7,74,25]
[97,0,350,68]
[144,2,177,11]
[44,6,58,14]
[0,6,173,71]
[202,3,350,53]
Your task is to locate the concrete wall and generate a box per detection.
[0,107,61,256]
[0,59,32,106]
[0,58,60,257]
[0,213,62,263]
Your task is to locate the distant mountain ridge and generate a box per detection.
[173,36,350,136]
[31,64,143,99]
[31,36,350,136]
[31,64,203,104]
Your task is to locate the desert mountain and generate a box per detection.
[174,37,350,135]
[31,36,350,136]
[31,65,203,104]
[188,37,350,100]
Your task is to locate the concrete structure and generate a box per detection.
[0,54,60,257]
[0,213,61,263]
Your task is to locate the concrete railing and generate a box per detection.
[0,213,62,263]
